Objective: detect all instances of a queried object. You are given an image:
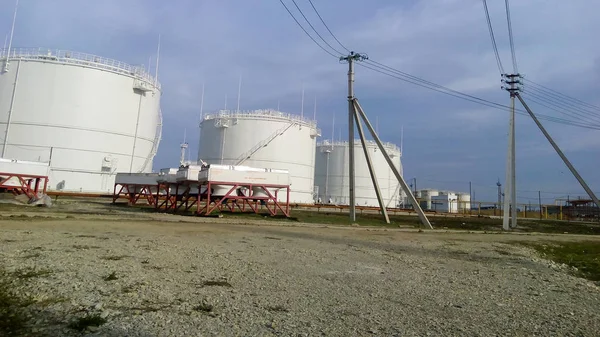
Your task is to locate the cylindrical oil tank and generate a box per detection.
[197,109,320,204]
[0,48,162,193]
[314,140,403,207]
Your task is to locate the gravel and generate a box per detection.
[1,216,599,337]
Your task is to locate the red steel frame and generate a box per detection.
[154,182,201,213]
[0,172,48,198]
[112,183,158,206]
[196,180,290,217]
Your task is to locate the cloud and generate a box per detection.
[2,0,599,202]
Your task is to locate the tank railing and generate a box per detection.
[203,109,318,128]
[0,48,160,90]
[318,139,401,152]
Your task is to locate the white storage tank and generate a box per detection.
[314,139,403,207]
[0,48,162,193]
[197,109,320,204]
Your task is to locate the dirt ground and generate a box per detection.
[1,200,600,336]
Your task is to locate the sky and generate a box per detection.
[1,0,599,204]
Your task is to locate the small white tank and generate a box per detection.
[314,140,403,207]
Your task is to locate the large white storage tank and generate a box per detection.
[0,48,162,193]
[314,140,403,207]
[197,109,320,204]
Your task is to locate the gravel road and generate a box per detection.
[1,215,599,336]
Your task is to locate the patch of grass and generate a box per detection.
[193,302,214,313]
[67,314,107,332]
[202,280,232,288]
[104,272,118,281]
[221,209,600,234]
[13,267,53,279]
[73,245,100,250]
[21,252,41,259]
[521,241,600,282]
[266,305,289,313]
[100,255,129,261]
[35,296,69,307]
[0,271,29,336]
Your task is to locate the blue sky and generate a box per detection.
[2,0,599,203]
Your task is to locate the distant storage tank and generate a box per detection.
[197,109,320,204]
[314,140,402,207]
[0,48,162,193]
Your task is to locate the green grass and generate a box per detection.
[522,241,600,282]
[67,314,107,332]
[216,209,600,235]
[0,274,27,336]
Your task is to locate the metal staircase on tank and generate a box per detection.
[234,122,297,166]
[138,107,163,173]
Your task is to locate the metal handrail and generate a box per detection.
[0,47,160,89]
[203,109,318,128]
[317,139,401,153]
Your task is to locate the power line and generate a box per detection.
[306,0,350,53]
[482,0,505,74]
[523,78,600,112]
[357,62,600,131]
[277,1,600,131]
[504,0,518,73]
[521,88,600,125]
[277,0,338,58]
[288,0,344,55]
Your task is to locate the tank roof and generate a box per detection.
[202,109,318,129]
[317,139,400,153]
[1,47,160,89]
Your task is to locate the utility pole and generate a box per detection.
[340,52,365,222]
[538,190,542,220]
[338,51,430,227]
[496,179,502,215]
[502,73,521,230]
[469,181,472,204]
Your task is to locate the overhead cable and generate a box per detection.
[504,0,518,73]
[277,0,339,58]
[306,0,350,53]
[482,0,505,74]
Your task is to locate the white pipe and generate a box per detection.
[224,94,228,110]
[129,95,143,173]
[154,34,161,87]
[313,96,317,120]
[2,35,7,58]
[301,85,304,117]
[199,83,205,120]
[4,0,19,72]
[1,59,21,157]
[236,74,242,112]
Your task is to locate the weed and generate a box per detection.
[267,305,289,312]
[0,270,30,336]
[21,252,41,259]
[202,280,232,288]
[193,302,214,313]
[13,268,53,279]
[100,255,128,261]
[104,272,118,281]
[73,245,100,250]
[35,297,69,307]
[67,314,107,332]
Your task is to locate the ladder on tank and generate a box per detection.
[234,122,297,166]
